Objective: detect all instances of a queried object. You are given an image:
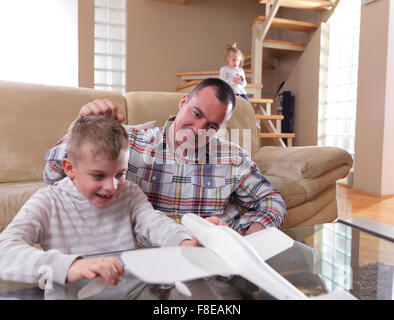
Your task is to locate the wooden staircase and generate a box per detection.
[173,0,337,147]
[259,0,332,11]
[250,0,335,146]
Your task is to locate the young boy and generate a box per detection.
[0,115,196,287]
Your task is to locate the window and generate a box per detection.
[318,0,361,159]
[0,0,78,87]
[94,0,126,93]
[320,223,353,292]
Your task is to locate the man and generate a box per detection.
[44,78,286,234]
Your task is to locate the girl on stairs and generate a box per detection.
[219,43,249,102]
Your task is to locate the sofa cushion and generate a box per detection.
[263,174,306,208]
[295,200,338,227]
[125,91,182,128]
[226,97,259,157]
[298,164,352,200]
[254,146,353,180]
[281,184,337,228]
[0,81,126,183]
[264,162,348,209]
[0,180,46,232]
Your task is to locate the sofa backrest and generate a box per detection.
[0,81,259,184]
[124,91,259,156]
[0,81,126,183]
[125,91,181,127]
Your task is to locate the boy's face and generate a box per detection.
[63,148,129,209]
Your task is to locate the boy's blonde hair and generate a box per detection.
[225,43,244,67]
[67,115,129,162]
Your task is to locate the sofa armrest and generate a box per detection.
[253,146,353,180]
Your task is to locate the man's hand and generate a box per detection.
[79,98,125,122]
[245,222,265,235]
[180,238,201,247]
[204,215,228,226]
[180,215,228,247]
[67,257,125,285]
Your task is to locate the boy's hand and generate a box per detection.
[67,257,125,285]
[79,98,125,122]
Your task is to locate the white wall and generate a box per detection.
[279,24,325,146]
[380,0,394,195]
[0,0,78,87]
[354,0,394,195]
[126,0,263,92]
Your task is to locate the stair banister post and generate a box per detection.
[261,0,282,41]
[252,0,282,98]
[251,23,263,96]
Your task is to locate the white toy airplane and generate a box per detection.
[120,214,357,300]
[78,214,357,300]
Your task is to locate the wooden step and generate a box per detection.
[251,16,318,32]
[175,69,252,77]
[244,55,275,70]
[263,39,305,53]
[259,132,295,147]
[250,98,274,104]
[259,132,295,139]
[175,80,263,91]
[175,59,274,80]
[259,0,332,11]
[256,114,284,120]
[175,80,201,91]
[247,83,263,89]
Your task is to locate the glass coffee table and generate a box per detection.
[0,217,393,300]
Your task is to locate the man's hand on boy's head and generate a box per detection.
[79,98,125,123]
[67,256,125,285]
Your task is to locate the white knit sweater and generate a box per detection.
[0,178,191,285]
[219,66,247,95]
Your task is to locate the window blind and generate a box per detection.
[318,0,361,158]
[94,0,126,93]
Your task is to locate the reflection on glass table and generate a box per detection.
[0,221,392,300]
[281,222,393,300]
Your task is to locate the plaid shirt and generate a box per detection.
[44,118,286,233]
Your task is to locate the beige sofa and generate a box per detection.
[0,80,353,232]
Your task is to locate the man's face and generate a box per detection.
[173,86,232,150]
[63,148,129,209]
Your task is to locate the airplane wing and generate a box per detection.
[82,215,357,300]
[120,246,234,284]
[120,226,294,285]
[245,227,294,261]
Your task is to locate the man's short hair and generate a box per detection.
[188,78,236,112]
[68,115,129,162]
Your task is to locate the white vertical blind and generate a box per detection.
[319,0,361,158]
[94,0,126,93]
